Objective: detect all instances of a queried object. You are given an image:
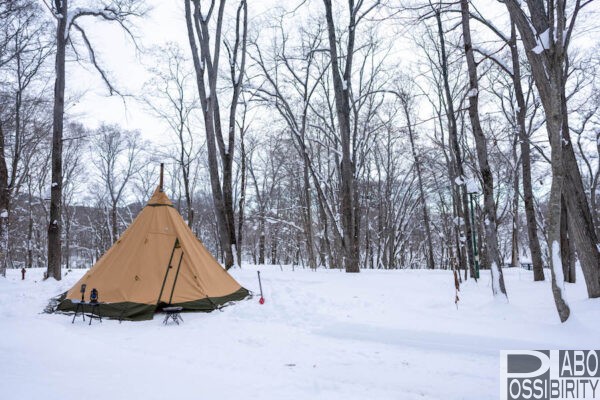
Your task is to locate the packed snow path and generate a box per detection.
[1,267,598,399]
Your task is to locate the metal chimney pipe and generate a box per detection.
[159,163,164,192]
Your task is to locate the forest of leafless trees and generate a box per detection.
[1,0,600,321]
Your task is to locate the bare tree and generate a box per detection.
[62,122,87,270]
[246,133,285,264]
[321,0,381,272]
[132,161,158,205]
[249,14,331,269]
[507,20,546,282]
[399,87,436,270]
[184,0,248,269]
[0,0,51,277]
[503,0,599,321]
[93,124,142,243]
[45,0,144,280]
[458,0,506,295]
[431,9,475,279]
[144,42,201,227]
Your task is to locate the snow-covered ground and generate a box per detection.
[1,266,598,400]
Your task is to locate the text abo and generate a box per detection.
[500,350,600,400]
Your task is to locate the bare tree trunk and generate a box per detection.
[561,121,600,295]
[236,126,246,266]
[402,98,434,269]
[64,212,70,270]
[185,0,231,268]
[511,163,520,269]
[47,0,68,281]
[560,197,576,283]
[258,214,265,265]
[270,230,277,264]
[435,9,475,279]
[459,0,506,295]
[302,156,317,269]
[26,177,33,268]
[0,115,10,277]
[510,114,520,271]
[322,0,361,273]
[184,0,247,269]
[111,201,118,243]
[505,0,597,311]
[508,21,545,280]
[318,197,333,268]
[182,155,194,227]
[547,104,570,321]
[505,0,600,320]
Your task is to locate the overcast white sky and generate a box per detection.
[65,1,195,145]
[63,0,290,146]
[61,0,600,150]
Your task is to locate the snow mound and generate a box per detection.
[0,266,598,399]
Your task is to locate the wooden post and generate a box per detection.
[159,163,164,192]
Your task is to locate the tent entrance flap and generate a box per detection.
[156,238,181,308]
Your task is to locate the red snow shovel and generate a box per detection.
[257,271,265,304]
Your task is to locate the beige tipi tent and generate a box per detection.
[57,175,248,321]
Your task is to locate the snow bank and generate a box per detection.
[0,266,598,399]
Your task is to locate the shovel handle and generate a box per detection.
[257,271,264,299]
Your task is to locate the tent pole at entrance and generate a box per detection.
[168,252,184,305]
[156,238,179,308]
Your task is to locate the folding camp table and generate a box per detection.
[162,306,184,325]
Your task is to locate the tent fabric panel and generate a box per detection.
[64,232,179,305]
[63,207,155,302]
[170,207,243,298]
